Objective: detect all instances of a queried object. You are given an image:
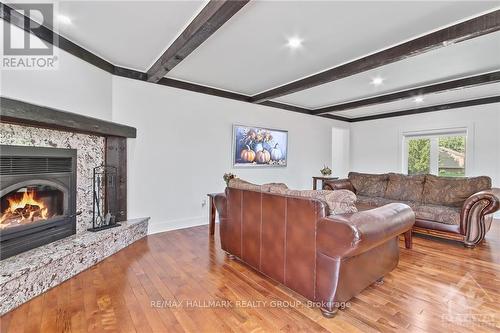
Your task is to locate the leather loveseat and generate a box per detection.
[214,185,414,317]
[324,172,500,248]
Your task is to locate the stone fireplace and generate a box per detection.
[0,100,147,315]
[0,123,105,234]
[0,145,77,259]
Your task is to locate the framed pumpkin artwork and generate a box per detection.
[232,125,288,167]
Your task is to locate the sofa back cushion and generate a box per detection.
[423,174,491,207]
[228,178,288,192]
[270,187,357,215]
[385,173,425,202]
[348,172,388,197]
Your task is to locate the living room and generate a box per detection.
[1,1,499,332]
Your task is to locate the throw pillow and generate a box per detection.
[228,178,288,192]
[269,187,357,215]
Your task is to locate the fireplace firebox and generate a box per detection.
[0,145,77,259]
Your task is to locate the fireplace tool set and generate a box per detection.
[88,165,120,232]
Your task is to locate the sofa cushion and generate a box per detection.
[423,175,491,207]
[413,204,461,225]
[228,178,288,192]
[356,195,396,208]
[270,187,357,215]
[385,173,425,202]
[348,172,389,197]
[357,195,460,225]
[356,195,418,210]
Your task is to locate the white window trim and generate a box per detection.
[399,123,475,176]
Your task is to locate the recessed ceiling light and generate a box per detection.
[286,37,303,49]
[414,96,424,103]
[370,77,384,86]
[57,14,72,25]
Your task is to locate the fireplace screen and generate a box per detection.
[1,145,76,259]
[0,184,65,230]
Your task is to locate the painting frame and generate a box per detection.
[232,124,288,168]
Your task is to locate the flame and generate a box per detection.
[0,190,49,225]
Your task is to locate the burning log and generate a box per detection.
[0,191,50,226]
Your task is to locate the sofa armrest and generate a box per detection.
[460,188,500,247]
[317,203,415,258]
[323,178,355,192]
[214,192,227,219]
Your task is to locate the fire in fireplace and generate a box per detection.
[0,185,63,229]
[0,145,77,259]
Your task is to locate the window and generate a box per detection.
[403,130,467,177]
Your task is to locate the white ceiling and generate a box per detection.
[166,0,500,95]
[332,81,500,118]
[55,1,206,71]
[275,31,500,109]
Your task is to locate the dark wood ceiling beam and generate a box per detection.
[146,0,249,82]
[158,78,251,102]
[351,96,500,122]
[312,71,500,115]
[258,101,311,115]
[0,3,115,73]
[319,114,354,122]
[250,10,500,103]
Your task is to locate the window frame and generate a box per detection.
[401,127,471,177]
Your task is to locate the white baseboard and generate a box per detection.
[147,215,208,235]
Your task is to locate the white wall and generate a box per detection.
[112,76,347,234]
[332,126,350,178]
[350,104,500,187]
[0,24,113,120]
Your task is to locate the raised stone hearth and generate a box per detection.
[0,217,149,315]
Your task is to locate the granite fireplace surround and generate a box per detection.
[0,122,148,315]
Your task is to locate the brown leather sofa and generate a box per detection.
[214,187,415,317]
[324,172,500,248]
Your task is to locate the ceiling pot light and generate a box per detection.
[286,37,303,49]
[414,96,424,103]
[371,77,384,86]
[57,14,72,25]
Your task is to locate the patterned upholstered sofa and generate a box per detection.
[324,172,500,248]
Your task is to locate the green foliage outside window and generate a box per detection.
[407,138,430,175]
[439,136,465,153]
[438,136,466,177]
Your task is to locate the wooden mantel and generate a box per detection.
[0,96,135,222]
[0,97,136,138]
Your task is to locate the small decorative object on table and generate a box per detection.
[223,172,236,186]
[320,165,332,176]
[88,165,121,232]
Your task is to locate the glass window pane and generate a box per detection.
[438,136,466,177]
[407,138,431,175]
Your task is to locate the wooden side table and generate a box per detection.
[207,193,221,237]
[312,176,339,190]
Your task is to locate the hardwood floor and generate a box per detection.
[2,221,499,333]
